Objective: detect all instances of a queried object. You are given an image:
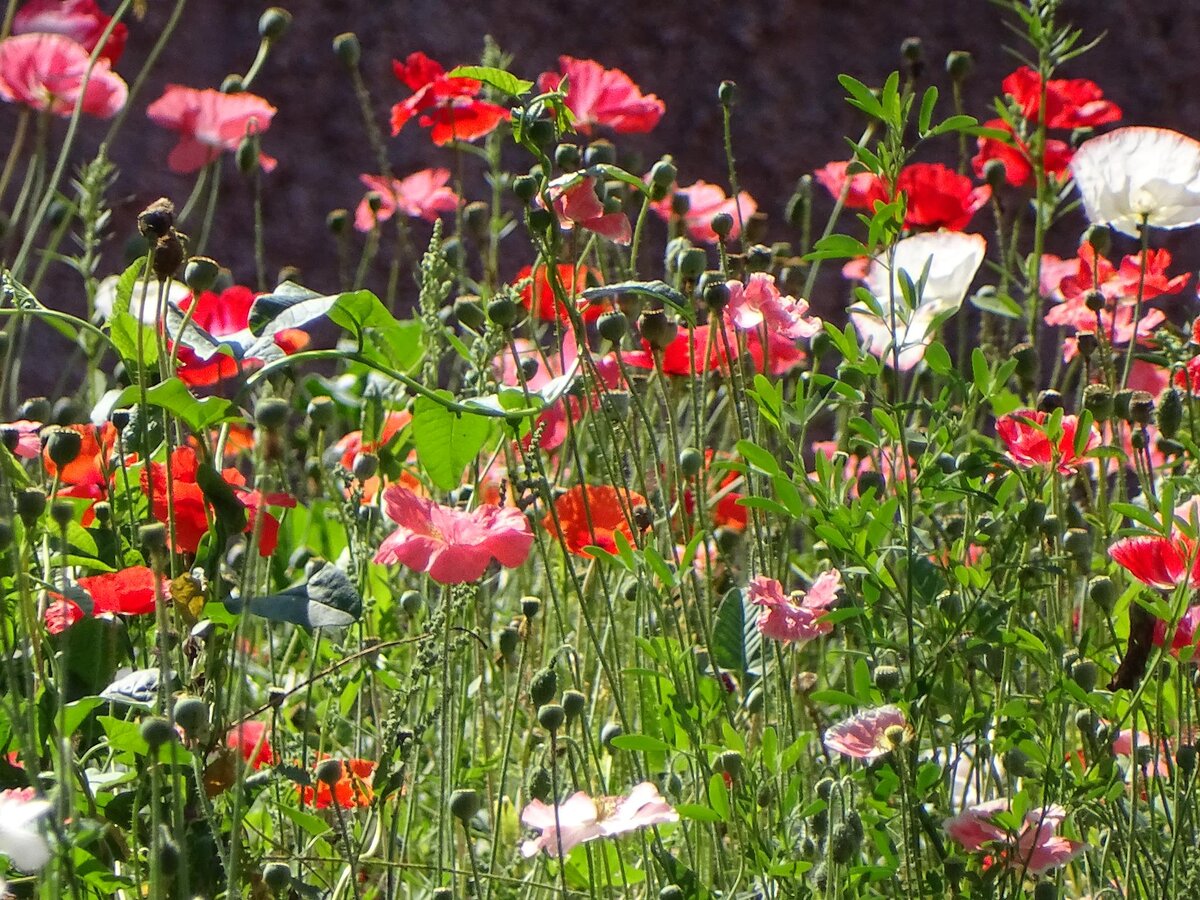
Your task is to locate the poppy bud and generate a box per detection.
[745,243,773,273]
[1085,290,1106,313]
[173,696,209,734]
[306,396,334,430]
[332,32,360,68]
[650,159,677,191]
[526,207,554,234]
[639,310,678,350]
[221,74,244,94]
[137,197,175,239]
[815,776,834,801]
[597,311,627,344]
[1157,388,1183,438]
[449,788,481,822]
[326,208,349,234]
[677,247,707,281]
[529,667,557,707]
[713,749,742,780]
[255,397,289,431]
[183,256,220,295]
[982,158,1007,190]
[526,766,552,803]
[512,174,538,203]
[1113,388,1133,421]
[1011,342,1038,382]
[258,7,292,41]
[525,117,556,149]
[487,295,517,328]
[710,212,734,240]
[857,470,886,498]
[140,716,176,750]
[809,329,831,358]
[453,296,486,332]
[717,80,737,107]
[670,191,691,217]
[521,595,541,619]
[945,50,973,81]
[1070,659,1098,692]
[554,142,581,171]
[830,822,861,864]
[538,703,565,733]
[44,427,82,468]
[660,887,685,900]
[1075,330,1097,360]
[152,232,184,280]
[1084,224,1111,259]
[432,889,453,900]
[463,200,490,240]
[263,862,291,893]
[49,500,72,530]
[1177,745,1197,774]
[352,452,378,482]
[139,522,167,554]
[1063,527,1092,566]
[678,447,704,477]
[600,721,622,749]
[1036,389,1064,413]
[16,487,44,528]
[583,140,616,167]
[52,398,78,426]
[873,664,902,692]
[1127,390,1154,426]
[1087,575,1116,612]
[562,689,586,720]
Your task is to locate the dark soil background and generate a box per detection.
[16,0,1200,395]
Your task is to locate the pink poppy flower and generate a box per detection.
[13,0,127,64]
[538,55,664,135]
[146,85,277,174]
[390,51,509,146]
[823,706,907,762]
[748,572,841,643]
[373,485,534,584]
[996,410,1099,474]
[1110,534,1200,591]
[944,800,1084,875]
[520,782,678,858]
[814,160,889,209]
[0,419,42,459]
[725,273,820,339]
[546,173,632,244]
[354,169,459,231]
[652,179,757,243]
[0,32,125,117]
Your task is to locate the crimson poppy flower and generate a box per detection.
[895,163,990,231]
[45,566,168,633]
[13,0,127,64]
[171,285,309,387]
[147,85,276,174]
[390,51,509,146]
[354,169,458,231]
[373,485,533,584]
[0,32,125,117]
[972,118,1074,189]
[1002,66,1122,130]
[1110,535,1200,591]
[651,180,757,243]
[139,446,293,556]
[545,484,647,557]
[514,262,603,323]
[302,758,375,809]
[537,55,664,135]
[813,160,889,209]
[996,410,1098,474]
[546,173,632,244]
[226,721,274,770]
[944,800,1084,876]
[623,322,804,377]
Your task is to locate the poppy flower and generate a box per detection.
[43,422,121,523]
[170,285,309,387]
[1110,534,1200,591]
[725,273,820,339]
[972,118,1074,188]
[651,179,757,243]
[226,721,274,770]
[1002,66,1122,130]
[147,85,277,174]
[546,173,632,244]
[1152,606,1200,657]
[997,410,1099,474]
[848,230,986,371]
[354,169,458,232]
[749,571,841,644]
[895,163,990,231]
[0,788,53,873]
[520,782,677,858]
[546,484,647,557]
[538,55,664,135]
[944,800,1084,876]
[677,450,748,531]
[373,485,533,584]
[823,706,908,762]
[140,446,293,556]
[332,410,413,471]
[302,758,375,810]
[0,32,126,117]
[623,322,805,377]
[515,262,602,323]
[13,0,127,64]
[45,566,168,634]
[390,51,509,146]
[0,419,41,459]
[813,160,889,209]
[1070,127,1200,236]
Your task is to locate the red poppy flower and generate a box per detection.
[895,163,990,231]
[147,85,276,174]
[537,55,664,135]
[1002,66,1122,130]
[43,422,122,523]
[651,180,757,243]
[390,51,509,146]
[972,119,1074,188]
[139,446,294,556]
[813,161,889,209]
[1110,535,1200,591]
[226,721,274,770]
[545,484,648,557]
[0,32,125,117]
[302,758,375,809]
[546,173,632,244]
[354,169,458,231]
[44,566,168,633]
[515,262,603,323]
[623,323,804,377]
[13,0,126,63]
[171,285,309,387]
[680,451,747,531]
[996,410,1098,474]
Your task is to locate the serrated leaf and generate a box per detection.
[412,391,495,491]
[446,65,532,96]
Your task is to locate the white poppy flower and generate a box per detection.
[0,789,53,873]
[93,274,190,324]
[1070,126,1200,236]
[849,230,986,371]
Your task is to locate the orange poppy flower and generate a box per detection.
[545,484,647,557]
[302,758,375,809]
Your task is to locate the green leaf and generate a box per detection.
[127,377,235,433]
[918,85,938,134]
[114,257,148,315]
[594,163,653,196]
[609,734,673,753]
[929,114,979,136]
[970,289,1023,319]
[710,588,746,672]
[803,233,869,262]
[232,562,362,628]
[736,439,781,477]
[580,280,690,317]
[109,310,158,369]
[675,803,723,823]
[446,65,533,96]
[837,74,883,120]
[412,391,495,491]
[924,341,952,376]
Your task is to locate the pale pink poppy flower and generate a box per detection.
[0,32,125,118]
[0,787,53,872]
[546,173,632,244]
[147,85,277,174]
[13,0,127,63]
[748,572,840,644]
[1,420,42,459]
[725,273,821,339]
[373,485,533,584]
[354,169,459,231]
[1112,728,1171,777]
[945,800,1085,875]
[652,179,757,243]
[520,782,678,858]
[538,55,664,135]
[823,705,907,762]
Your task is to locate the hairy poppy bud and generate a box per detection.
[525,117,556,149]
[1088,575,1116,612]
[1177,745,1197,774]
[258,7,292,41]
[16,487,45,528]
[900,36,924,77]
[139,522,167,553]
[1128,390,1154,426]
[857,470,886,498]
[660,887,685,900]
[1012,342,1038,382]
[1084,224,1111,259]
[140,716,176,750]
[449,788,481,822]
[830,821,861,864]
[786,176,812,228]
[1036,389,1064,413]
[982,158,1007,190]
[538,703,565,732]
[255,397,289,431]
[650,159,677,191]
[669,190,691,217]
[717,80,737,107]
[397,590,422,618]
[332,32,360,67]
[562,689,586,720]
[554,142,581,171]
[326,208,349,234]
[529,667,557,707]
[137,197,175,239]
[945,50,973,81]
[597,310,627,344]
[710,212,734,240]
[1157,388,1183,438]
[454,296,486,332]
[306,396,334,430]
[583,140,616,167]
[639,309,678,350]
[173,696,209,734]
[316,758,344,786]
[703,280,731,311]
[526,207,554,234]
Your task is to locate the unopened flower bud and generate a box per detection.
[1033,881,1057,900]
[659,887,685,900]
[326,208,349,234]
[529,667,557,707]
[830,821,861,864]
[1157,388,1183,438]
[258,7,292,41]
[137,198,175,239]
[263,862,291,893]
[1113,388,1134,421]
[139,522,167,553]
[713,749,743,779]
[16,487,45,528]
[332,32,360,68]
[785,178,811,228]
[678,447,704,477]
[1071,659,1098,692]
[352,452,378,482]
[1084,225,1111,259]
[184,256,220,294]
[982,158,1007,189]
[745,243,773,272]
[650,159,677,191]
[945,50,973,81]
[44,427,82,468]
[1177,744,1197,774]
[463,201,489,239]
[449,788,481,821]
[710,212,734,240]
[857,470,886,497]
[583,140,615,167]
[1075,330,1097,360]
[1036,389,1063,413]
[497,626,519,658]
[562,689,586,720]
[526,207,554,233]
[669,190,691,217]
[173,696,209,734]
[255,397,289,431]
[453,296,486,332]
[316,758,344,786]
[306,396,334,430]
[1085,290,1106,313]
[1088,575,1116,612]
[140,716,176,750]
[677,247,707,281]
[487,295,517,328]
[538,703,565,732]
[1012,342,1038,381]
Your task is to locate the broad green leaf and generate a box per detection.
[109,310,158,369]
[446,65,533,96]
[230,563,362,629]
[736,439,781,477]
[970,289,1022,319]
[114,377,235,433]
[412,391,495,491]
[710,588,746,672]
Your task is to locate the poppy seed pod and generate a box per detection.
[255,397,289,431]
[1011,342,1038,382]
[44,427,82,468]
[220,74,244,94]
[139,522,167,553]
[1177,745,1197,774]
[526,207,554,234]
[512,174,538,203]
[258,7,292,41]
[561,689,586,720]
[315,758,344,787]
[639,309,678,350]
[713,749,743,779]
[463,201,489,238]
[703,280,731,311]
[945,50,973,82]
[669,190,691,217]
[152,232,184,280]
[1036,389,1064,413]
[1070,658,1098,692]
[710,212,734,240]
[400,590,424,617]
[745,244,773,272]
[449,788,481,822]
[487,295,518,328]
[16,487,45,528]
[263,863,291,893]
[137,197,175,239]
[1075,330,1097,360]
[173,696,209,734]
[597,310,628,343]
[679,447,704,477]
[660,887,685,900]
[677,247,707,281]
[237,137,259,173]
[1157,387,1183,438]
[1084,224,1112,259]
[306,396,334,430]
[717,80,737,107]
[600,721,622,749]
[982,158,1007,190]
[537,703,565,732]
[529,667,557,707]
[521,595,541,619]
[583,140,616,167]
[140,716,176,750]
[352,452,378,482]
[326,208,349,234]
[184,256,220,294]
[49,500,72,530]
[554,142,581,171]
[452,296,486,333]
[650,159,677,191]
[332,32,360,67]
[873,664,902,692]
[1128,390,1154,426]
[1085,290,1106,313]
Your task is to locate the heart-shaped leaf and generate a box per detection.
[412,390,495,491]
